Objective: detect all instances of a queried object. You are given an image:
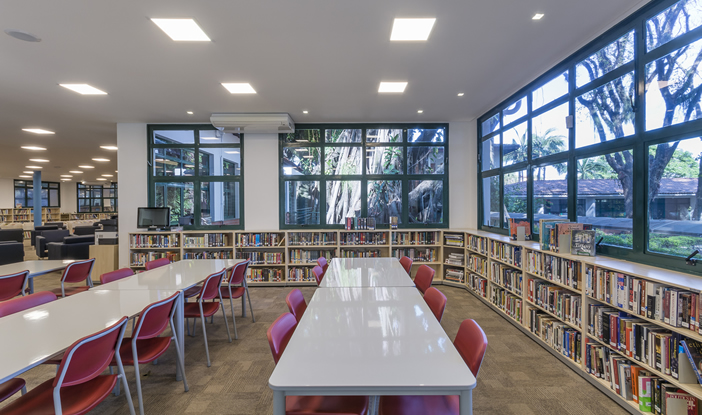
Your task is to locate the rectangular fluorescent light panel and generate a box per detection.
[378,82,408,93]
[532,13,544,20]
[151,19,211,41]
[100,146,118,150]
[221,83,256,94]
[22,129,54,135]
[390,18,436,41]
[59,84,107,95]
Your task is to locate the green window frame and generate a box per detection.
[279,124,449,229]
[14,180,60,208]
[477,0,702,275]
[147,125,244,230]
[77,182,117,213]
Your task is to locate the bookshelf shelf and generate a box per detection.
[525,299,581,330]
[525,270,583,293]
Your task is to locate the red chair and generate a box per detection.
[317,257,328,273]
[312,265,325,286]
[0,379,26,404]
[399,256,413,275]
[378,319,488,415]
[285,289,307,323]
[51,258,95,298]
[424,287,447,322]
[145,257,170,271]
[115,292,188,415]
[0,317,136,415]
[414,264,435,295]
[267,313,369,415]
[183,269,232,367]
[100,267,134,285]
[0,270,29,301]
[220,260,254,340]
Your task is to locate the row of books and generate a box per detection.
[490,263,522,295]
[508,218,531,240]
[527,309,582,364]
[182,234,230,248]
[539,219,596,256]
[467,235,487,254]
[340,249,381,258]
[236,233,283,247]
[543,254,581,290]
[392,248,437,263]
[525,250,542,276]
[444,233,464,247]
[339,232,387,246]
[490,241,522,268]
[130,252,179,267]
[444,253,464,267]
[489,286,522,323]
[468,274,488,298]
[288,267,317,282]
[247,269,282,282]
[183,251,233,259]
[288,250,334,264]
[467,254,487,276]
[527,279,581,328]
[586,267,702,335]
[235,252,284,265]
[287,232,337,246]
[444,268,465,284]
[130,234,179,248]
[393,231,440,245]
[345,217,376,230]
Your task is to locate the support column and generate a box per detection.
[33,171,42,227]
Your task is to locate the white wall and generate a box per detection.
[117,123,148,267]
[448,120,478,229]
[60,182,77,213]
[243,133,279,230]
[0,179,13,208]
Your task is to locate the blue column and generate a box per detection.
[33,171,42,227]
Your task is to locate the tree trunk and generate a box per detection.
[692,139,702,220]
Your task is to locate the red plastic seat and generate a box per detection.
[114,292,188,415]
[267,313,369,415]
[312,265,325,286]
[399,256,413,275]
[285,289,307,323]
[145,257,170,271]
[424,287,447,322]
[220,260,254,339]
[378,319,487,415]
[0,378,26,403]
[317,257,328,273]
[414,265,435,295]
[0,291,57,318]
[0,316,136,415]
[183,269,232,367]
[0,270,29,301]
[100,267,134,285]
[50,258,95,298]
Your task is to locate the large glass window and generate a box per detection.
[14,180,60,208]
[280,125,448,228]
[533,162,568,233]
[77,183,117,213]
[149,126,243,229]
[503,170,527,228]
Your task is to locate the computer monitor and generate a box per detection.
[137,207,170,230]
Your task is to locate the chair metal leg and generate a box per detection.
[199,304,211,367]
[245,286,255,322]
[132,345,145,415]
[170,319,189,392]
[110,367,121,396]
[115,354,137,415]
[219,295,232,343]
[228,295,238,340]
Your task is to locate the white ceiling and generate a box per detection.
[0,0,650,181]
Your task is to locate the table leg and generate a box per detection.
[175,291,185,382]
[242,292,247,318]
[28,278,34,294]
[273,390,285,415]
[460,390,473,415]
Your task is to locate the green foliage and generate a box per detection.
[577,156,618,179]
[649,145,699,179]
[648,233,702,257]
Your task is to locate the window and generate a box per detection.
[14,180,60,208]
[533,162,568,233]
[504,170,527,228]
[280,125,448,228]
[149,126,243,229]
[77,183,117,213]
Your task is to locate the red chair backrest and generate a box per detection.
[199,269,226,301]
[0,291,57,317]
[312,266,324,286]
[61,259,95,284]
[424,287,447,322]
[54,316,127,387]
[454,319,488,377]
[0,270,29,301]
[145,257,170,271]
[317,257,328,273]
[133,292,180,339]
[267,313,297,364]
[399,256,413,275]
[285,289,307,323]
[414,265,435,295]
[228,260,250,285]
[100,267,134,285]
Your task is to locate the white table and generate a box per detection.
[320,258,415,288]
[268,287,476,415]
[0,288,181,385]
[0,260,75,293]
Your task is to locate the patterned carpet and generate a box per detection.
[1,248,628,414]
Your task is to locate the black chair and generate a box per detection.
[30,225,59,247]
[73,226,97,236]
[44,222,66,229]
[0,242,24,265]
[36,230,70,259]
[98,219,117,232]
[0,229,24,243]
[47,235,95,260]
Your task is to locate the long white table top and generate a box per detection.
[0,260,75,278]
[269,287,475,393]
[319,258,415,288]
[0,288,180,385]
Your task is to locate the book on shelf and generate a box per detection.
[444,252,464,266]
[444,268,465,283]
[508,218,531,241]
[539,219,567,250]
[681,339,702,385]
[571,229,596,256]
[444,233,464,246]
[390,216,398,229]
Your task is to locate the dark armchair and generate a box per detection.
[0,242,24,265]
[73,226,97,236]
[30,225,59,247]
[35,229,70,259]
[47,235,95,260]
[0,229,24,243]
[44,222,66,229]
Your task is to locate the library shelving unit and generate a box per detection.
[182,231,234,260]
[391,230,443,283]
[287,231,337,284]
[235,231,286,285]
[69,212,115,221]
[0,208,88,225]
[441,231,465,286]
[0,209,12,224]
[339,230,390,259]
[43,208,60,222]
[128,232,181,269]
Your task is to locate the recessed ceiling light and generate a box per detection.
[100,146,118,151]
[225,150,240,154]
[29,159,49,163]
[61,179,71,181]
[151,18,211,41]
[417,110,424,114]
[390,18,436,41]
[22,128,54,135]
[21,146,46,151]
[457,92,465,97]
[4,30,41,42]
[221,83,256,94]
[532,13,544,20]
[378,82,408,93]
[92,158,110,162]
[59,84,107,95]
[187,111,194,115]
[19,175,32,179]
[60,175,73,178]
[25,166,42,169]
[69,170,83,174]
[22,171,32,174]
[303,110,309,114]
[96,178,107,181]
[79,165,94,169]
[101,174,113,177]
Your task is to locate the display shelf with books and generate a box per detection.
[444,267,465,284]
[490,262,523,297]
[247,268,283,283]
[526,277,581,329]
[489,285,522,324]
[338,231,388,246]
[182,231,234,249]
[468,273,488,298]
[489,239,522,268]
[129,232,180,248]
[288,249,336,265]
[526,306,582,365]
[287,267,317,283]
[391,230,441,246]
[467,254,488,278]
[392,247,439,263]
[339,248,384,258]
[467,234,488,255]
[443,232,465,247]
[235,231,285,247]
[129,251,179,268]
[286,231,337,246]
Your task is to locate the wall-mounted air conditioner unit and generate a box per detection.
[210,113,295,134]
